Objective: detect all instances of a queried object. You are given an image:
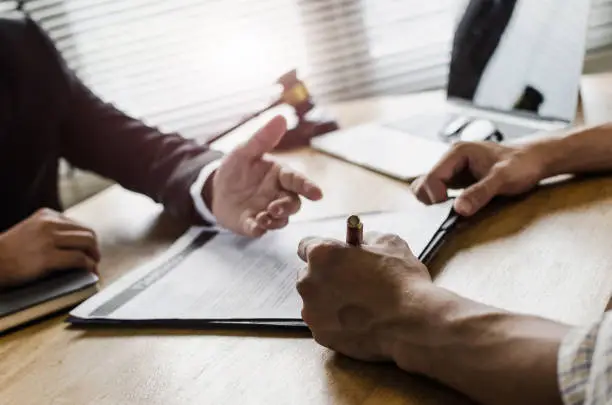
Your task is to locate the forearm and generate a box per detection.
[35,15,221,222]
[382,286,571,405]
[62,78,223,221]
[527,124,612,178]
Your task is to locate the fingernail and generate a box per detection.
[247,219,258,232]
[424,185,437,204]
[305,182,320,196]
[455,199,472,215]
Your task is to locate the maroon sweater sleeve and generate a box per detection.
[0,16,222,227]
[59,73,222,222]
[29,25,225,222]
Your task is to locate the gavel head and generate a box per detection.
[263,69,339,151]
[277,69,314,116]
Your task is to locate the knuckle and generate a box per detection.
[39,218,57,233]
[388,233,404,242]
[86,229,98,242]
[307,242,340,265]
[491,165,510,182]
[452,141,471,154]
[311,332,334,350]
[296,265,309,284]
[379,233,405,246]
[365,231,386,244]
[365,231,405,247]
[296,276,315,298]
[256,211,270,221]
[279,195,298,211]
[35,207,55,217]
[411,178,429,201]
[409,176,422,192]
[419,174,434,189]
[84,227,97,240]
[300,307,311,324]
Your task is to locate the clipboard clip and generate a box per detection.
[440,205,461,231]
[418,201,463,265]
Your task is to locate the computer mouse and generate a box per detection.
[440,116,471,139]
[458,119,504,142]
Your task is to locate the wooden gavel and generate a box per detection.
[277,69,314,114]
[206,69,338,150]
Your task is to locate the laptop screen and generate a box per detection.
[447,0,592,123]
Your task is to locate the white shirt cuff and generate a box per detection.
[189,159,222,224]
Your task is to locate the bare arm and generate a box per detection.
[382,286,570,405]
[533,124,612,178]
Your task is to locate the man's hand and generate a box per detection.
[296,232,569,405]
[0,208,99,288]
[206,115,323,237]
[411,141,546,216]
[296,232,432,364]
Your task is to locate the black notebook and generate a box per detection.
[0,270,99,333]
[68,201,457,329]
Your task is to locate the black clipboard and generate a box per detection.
[67,203,462,331]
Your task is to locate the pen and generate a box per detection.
[346,215,363,246]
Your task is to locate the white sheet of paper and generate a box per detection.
[311,124,449,181]
[70,201,453,322]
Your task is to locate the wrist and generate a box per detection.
[379,284,570,405]
[374,283,473,374]
[521,123,612,179]
[377,284,506,376]
[522,137,570,179]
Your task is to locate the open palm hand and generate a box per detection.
[209,116,323,237]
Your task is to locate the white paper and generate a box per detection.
[70,201,453,322]
[311,123,449,181]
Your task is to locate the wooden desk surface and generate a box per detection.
[2,92,612,405]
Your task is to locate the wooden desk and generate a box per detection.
[2,93,612,405]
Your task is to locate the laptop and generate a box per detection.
[311,0,592,181]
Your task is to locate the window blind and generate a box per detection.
[0,1,18,13]
[589,0,612,49]
[5,0,612,142]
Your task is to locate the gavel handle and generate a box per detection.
[204,100,281,145]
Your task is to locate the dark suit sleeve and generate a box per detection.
[59,75,222,222]
[18,17,222,224]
